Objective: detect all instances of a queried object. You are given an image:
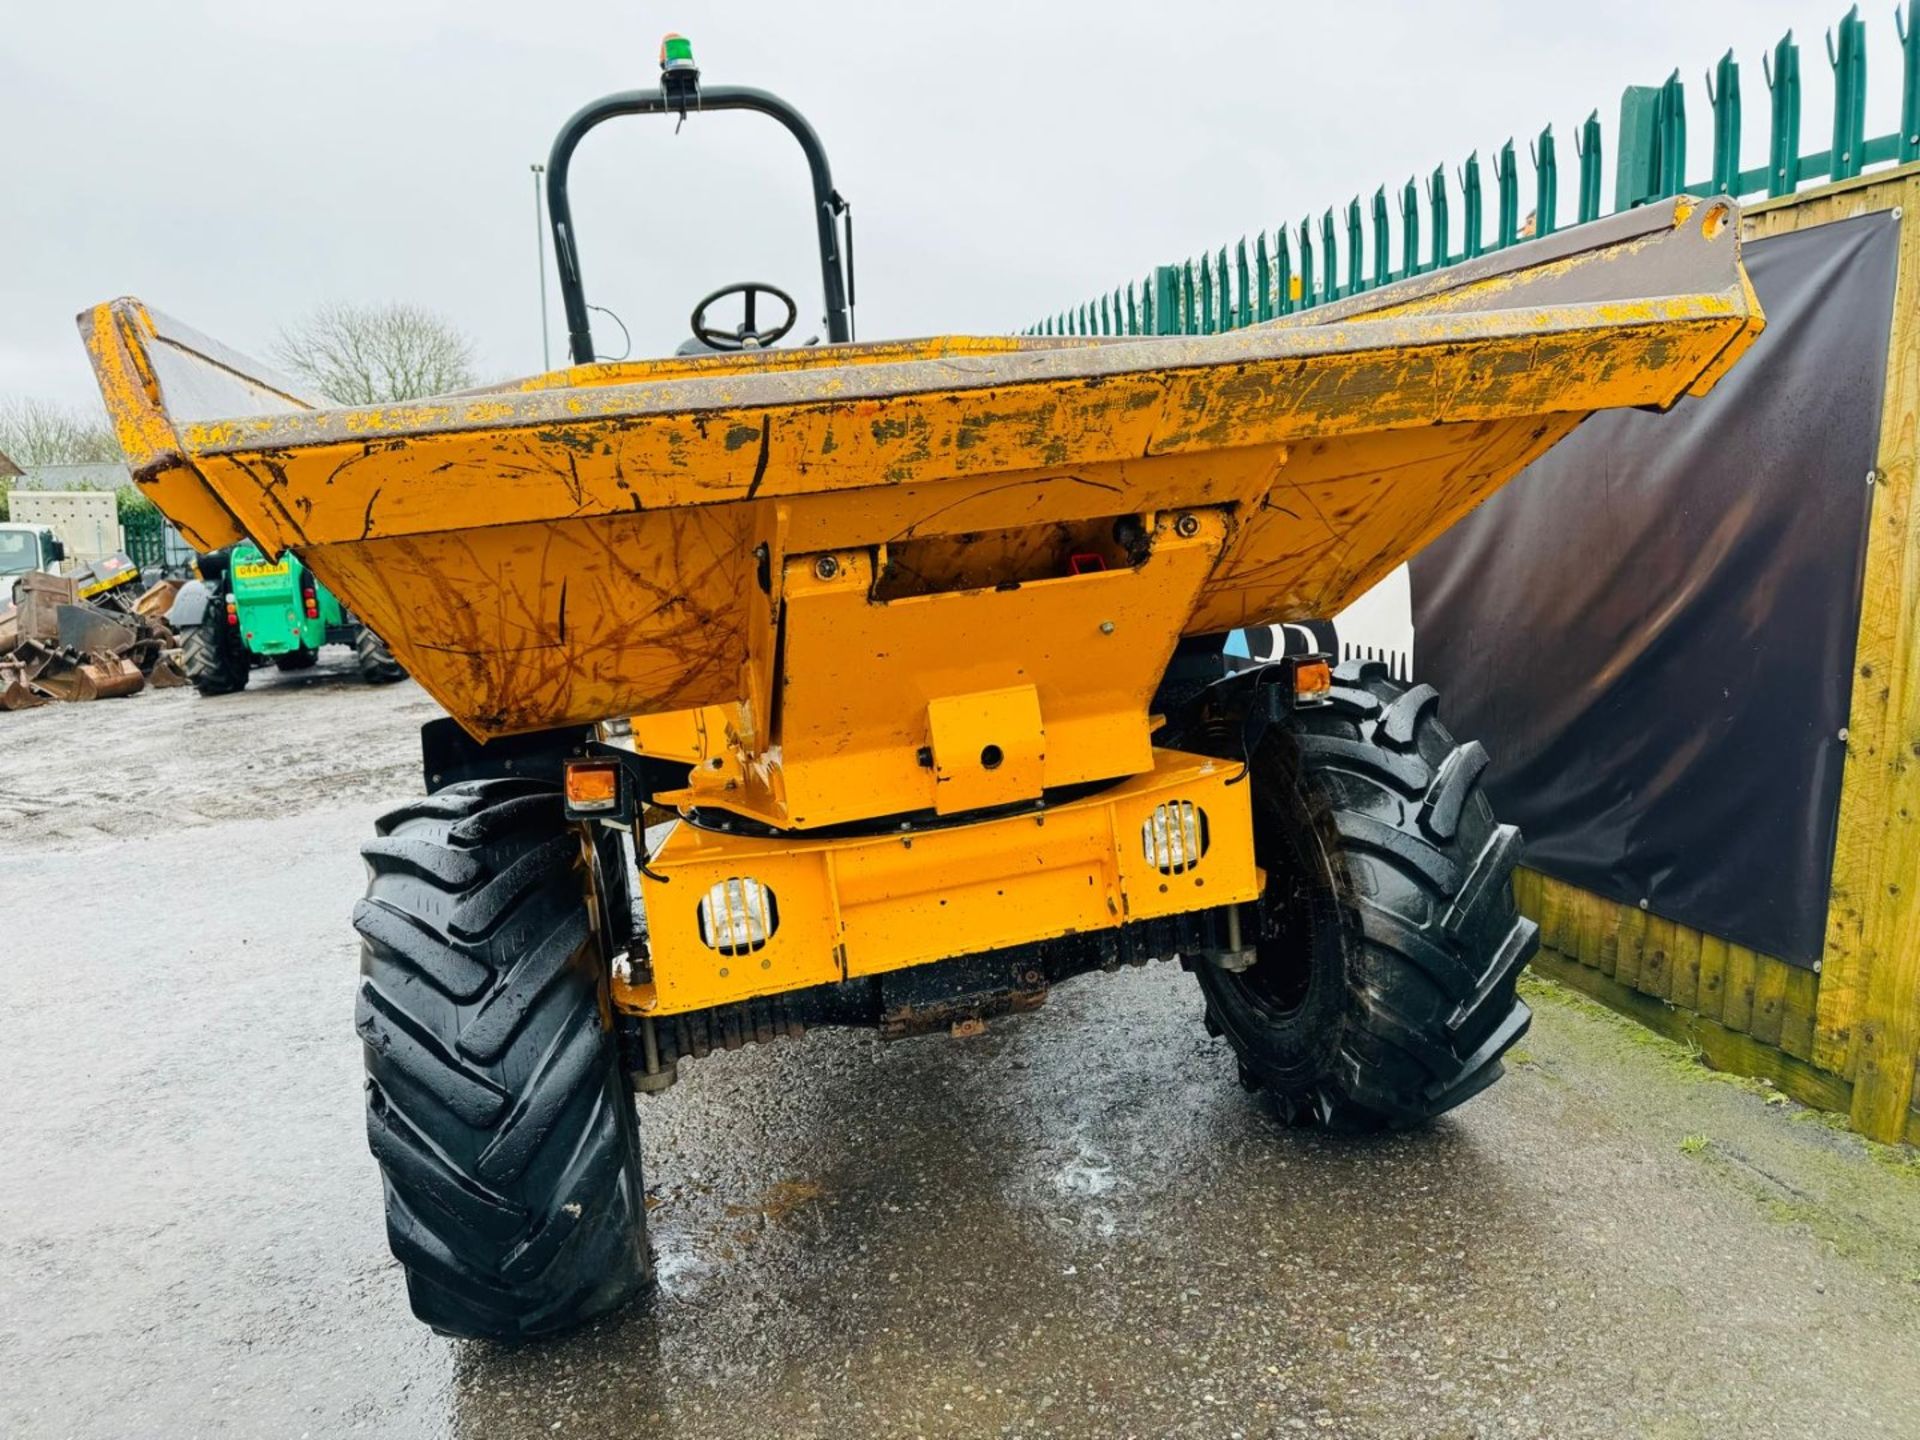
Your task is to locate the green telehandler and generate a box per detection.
[172,540,405,695]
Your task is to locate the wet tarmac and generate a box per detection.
[4,666,1919,1439]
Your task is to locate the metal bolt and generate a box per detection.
[1638,898,1649,911]
[1099,620,1116,635]
[1867,470,1879,485]
[814,555,839,580]
[1175,512,1200,538]
[1838,727,1850,742]
[1813,959,1824,974]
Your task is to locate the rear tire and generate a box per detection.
[355,626,406,684]
[273,649,318,672]
[1182,660,1536,1130]
[180,615,250,696]
[355,778,651,1339]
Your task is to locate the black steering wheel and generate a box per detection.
[690,282,798,351]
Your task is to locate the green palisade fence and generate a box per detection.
[122,511,167,570]
[1028,4,1920,337]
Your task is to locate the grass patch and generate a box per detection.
[1520,972,1782,1099]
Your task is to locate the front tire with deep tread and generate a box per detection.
[355,778,651,1339]
[1184,659,1537,1131]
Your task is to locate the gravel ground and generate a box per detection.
[2,661,1918,1439]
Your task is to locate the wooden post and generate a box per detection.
[1842,172,1920,1141]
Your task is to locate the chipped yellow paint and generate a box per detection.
[655,509,1233,829]
[80,195,1760,837]
[618,747,1259,1016]
[76,194,1762,1012]
[114,294,1749,762]
[76,300,234,552]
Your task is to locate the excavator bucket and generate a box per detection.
[83,195,1759,803]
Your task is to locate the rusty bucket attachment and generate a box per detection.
[0,674,48,711]
[16,572,77,646]
[9,644,143,703]
[56,602,138,657]
[148,652,189,688]
[25,657,101,704]
[76,655,146,700]
[0,572,166,711]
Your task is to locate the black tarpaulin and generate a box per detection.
[1407,212,1899,966]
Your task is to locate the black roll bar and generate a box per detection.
[544,85,853,364]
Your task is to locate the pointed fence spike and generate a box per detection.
[1494,140,1519,248]
[1534,124,1558,236]
[1460,152,1483,259]
[1708,48,1743,194]
[1151,264,1177,335]
[1768,29,1803,195]
[1371,187,1391,288]
[1298,218,1316,309]
[1428,165,1451,271]
[1319,209,1338,301]
[1658,69,1687,200]
[1827,4,1867,180]
[1577,109,1604,221]
[1344,196,1365,293]
[1254,231,1273,321]
[1401,176,1421,276]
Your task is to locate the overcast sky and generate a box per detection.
[4,0,1874,413]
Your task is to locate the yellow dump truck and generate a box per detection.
[81,47,1761,1339]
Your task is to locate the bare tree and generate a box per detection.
[0,396,122,467]
[273,302,479,405]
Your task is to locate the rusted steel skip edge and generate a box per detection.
[176,293,1743,457]
[136,301,1752,565]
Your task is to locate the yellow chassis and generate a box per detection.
[609,507,1260,1017]
[617,747,1260,1016]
